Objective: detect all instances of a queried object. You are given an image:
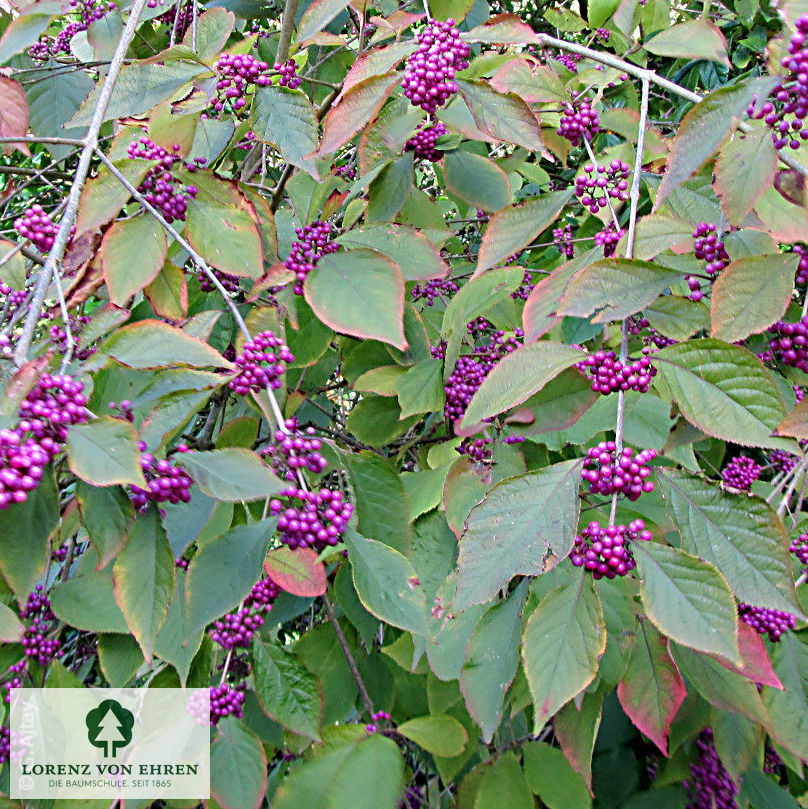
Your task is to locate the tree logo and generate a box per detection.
[85,699,135,758]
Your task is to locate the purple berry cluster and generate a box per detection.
[558,95,599,147]
[130,442,193,510]
[0,374,88,510]
[686,222,730,301]
[229,330,294,395]
[269,486,353,550]
[796,245,808,286]
[126,138,201,223]
[790,534,808,569]
[457,436,493,463]
[411,277,459,305]
[28,0,116,59]
[401,19,470,113]
[570,520,652,579]
[511,269,537,301]
[574,161,630,214]
[554,51,580,72]
[213,54,302,113]
[209,577,281,652]
[50,314,93,360]
[766,317,808,372]
[576,349,657,395]
[721,455,761,491]
[262,419,327,481]
[582,442,657,500]
[554,224,574,258]
[594,27,610,42]
[284,220,338,295]
[334,163,356,180]
[594,222,622,257]
[209,683,246,725]
[738,604,796,642]
[19,586,60,666]
[684,729,738,809]
[200,269,240,294]
[14,205,58,253]
[763,746,783,774]
[405,121,448,161]
[443,329,523,424]
[747,15,808,150]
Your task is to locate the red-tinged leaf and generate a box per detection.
[297,0,350,42]
[715,126,778,226]
[490,58,566,103]
[752,184,808,244]
[457,79,543,152]
[443,456,487,538]
[101,214,168,305]
[774,168,806,207]
[145,262,188,322]
[476,190,573,274]
[0,77,29,155]
[656,77,778,207]
[644,20,729,64]
[66,418,148,488]
[523,249,600,341]
[319,72,401,157]
[0,356,49,418]
[776,397,808,439]
[462,13,540,43]
[342,41,417,94]
[617,622,686,755]
[265,547,327,597]
[712,621,783,690]
[554,689,604,794]
[305,248,406,349]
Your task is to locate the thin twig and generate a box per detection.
[276,0,300,65]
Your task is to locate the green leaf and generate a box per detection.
[522,741,592,809]
[656,77,777,205]
[253,638,322,739]
[644,295,710,341]
[211,719,267,809]
[558,259,686,323]
[252,86,319,178]
[443,150,512,212]
[474,751,534,809]
[101,214,167,305]
[658,471,804,616]
[739,768,802,809]
[763,632,808,760]
[113,506,175,661]
[397,715,469,757]
[366,155,414,222]
[459,342,585,428]
[70,57,210,126]
[477,190,573,273]
[0,602,23,642]
[453,460,583,611]
[644,20,729,63]
[632,214,694,261]
[396,359,445,418]
[177,448,284,501]
[554,688,604,791]
[490,58,566,103]
[66,418,147,487]
[460,583,527,742]
[521,572,606,728]
[343,452,412,554]
[715,125,778,225]
[710,254,797,342]
[633,542,740,663]
[183,173,263,278]
[50,570,130,634]
[297,0,349,41]
[616,621,686,755]
[457,79,542,151]
[0,470,57,600]
[100,318,233,370]
[154,571,203,684]
[319,72,400,156]
[653,339,790,449]
[182,7,234,59]
[76,159,153,234]
[273,734,404,809]
[346,395,420,445]
[98,634,145,687]
[185,519,273,635]
[336,223,449,282]
[306,249,406,349]
[0,4,61,64]
[344,528,429,636]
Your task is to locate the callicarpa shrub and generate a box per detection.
[0,0,807,806]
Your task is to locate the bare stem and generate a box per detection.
[276,0,300,65]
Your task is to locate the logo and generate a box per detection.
[85,699,134,758]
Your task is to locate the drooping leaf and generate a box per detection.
[490,58,566,103]
[297,0,350,41]
[396,359,445,418]
[763,632,808,760]
[453,460,583,611]
[0,77,29,154]
[713,621,783,690]
[113,506,175,661]
[653,339,791,449]
[522,741,592,809]
[443,150,512,212]
[0,602,23,642]
[643,20,729,64]
[211,719,267,809]
[521,572,606,728]
[658,470,804,617]
[474,751,534,809]
[306,249,406,349]
[176,448,285,501]
[710,254,797,342]
[397,715,469,757]
[554,689,604,792]
[616,621,687,755]
[633,542,740,663]
[66,417,147,487]
[50,569,129,634]
[476,190,573,273]
[264,546,327,597]
[153,570,204,684]
[253,638,322,739]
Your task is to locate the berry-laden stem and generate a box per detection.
[581,136,621,232]
[12,0,152,369]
